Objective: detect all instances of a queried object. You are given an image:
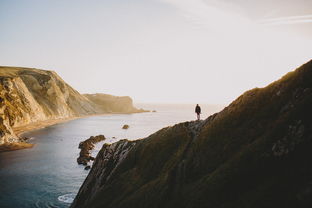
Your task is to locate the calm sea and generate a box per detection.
[0,103,223,208]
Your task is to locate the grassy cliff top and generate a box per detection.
[0,66,54,77]
[71,59,312,208]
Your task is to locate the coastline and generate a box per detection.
[0,110,148,153]
[0,142,35,152]
[13,117,79,137]
[0,117,79,153]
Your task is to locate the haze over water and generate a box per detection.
[0,103,223,208]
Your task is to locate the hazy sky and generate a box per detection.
[1,0,312,104]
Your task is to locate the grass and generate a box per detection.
[71,60,312,208]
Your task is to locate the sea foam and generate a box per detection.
[58,193,76,203]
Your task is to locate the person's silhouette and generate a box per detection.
[195,104,201,120]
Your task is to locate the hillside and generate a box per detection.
[84,93,146,113]
[71,60,312,208]
[0,66,143,149]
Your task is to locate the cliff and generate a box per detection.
[84,93,146,113]
[0,66,143,148]
[71,60,312,208]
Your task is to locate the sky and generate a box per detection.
[0,0,312,104]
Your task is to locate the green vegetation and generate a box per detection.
[71,60,312,208]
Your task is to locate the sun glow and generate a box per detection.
[0,0,311,104]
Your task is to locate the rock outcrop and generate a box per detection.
[73,139,139,204]
[71,60,312,208]
[0,67,144,148]
[77,135,106,166]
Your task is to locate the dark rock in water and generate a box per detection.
[72,139,139,207]
[71,60,312,208]
[84,165,91,170]
[122,124,129,129]
[20,137,30,142]
[77,159,87,166]
[77,135,105,166]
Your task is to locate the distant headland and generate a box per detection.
[0,66,147,152]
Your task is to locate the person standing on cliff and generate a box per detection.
[195,104,201,120]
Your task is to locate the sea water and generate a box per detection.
[0,104,223,208]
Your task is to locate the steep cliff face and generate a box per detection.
[84,93,145,113]
[74,139,139,202]
[0,67,143,146]
[71,60,312,208]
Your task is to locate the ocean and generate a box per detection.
[0,103,224,208]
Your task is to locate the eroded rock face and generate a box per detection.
[72,60,312,208]
[0,67,145,146]
[0,67,100,144]
[72,139,139,207]
[77,135,106,166]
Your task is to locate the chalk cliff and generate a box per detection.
[71,60,312,208]
[84,93,146,113]
[0,67,142,147]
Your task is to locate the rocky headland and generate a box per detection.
[71,60,312,208]
[84,93,147,114]
[77,135,106,166]
[0,66,145,151]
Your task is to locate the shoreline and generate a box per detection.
[0,117,80,153]
[0,110,149,153]
[13,117,79,137]
[0,142,35,152]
